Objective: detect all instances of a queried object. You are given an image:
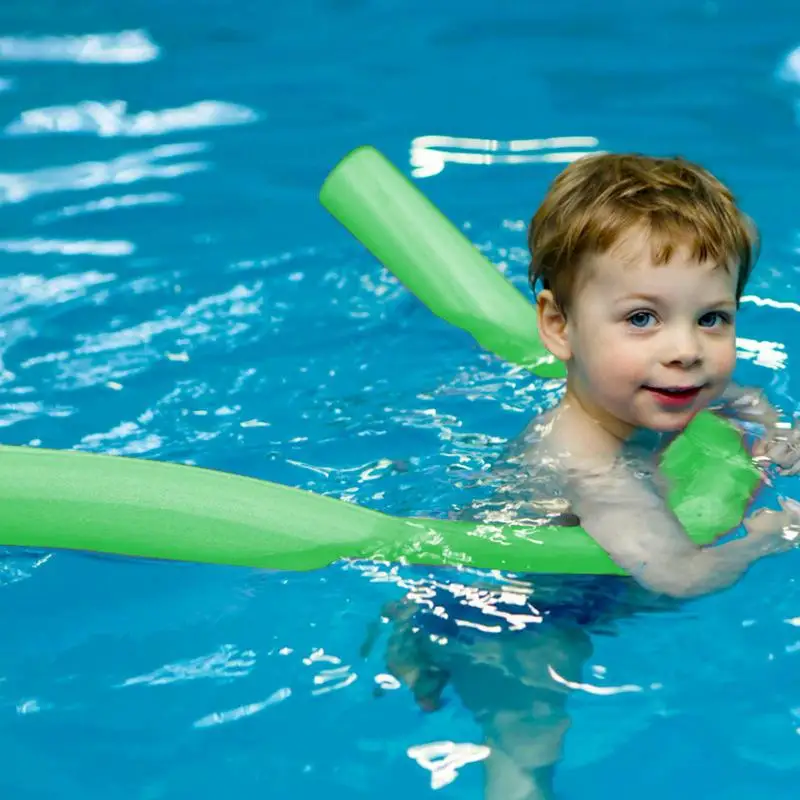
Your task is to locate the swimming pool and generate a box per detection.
[0,0,799,796]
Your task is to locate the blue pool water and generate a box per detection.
[1,0,799,796]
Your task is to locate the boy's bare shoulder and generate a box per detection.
[519,402,629,477]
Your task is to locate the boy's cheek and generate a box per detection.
[718,344,738,377]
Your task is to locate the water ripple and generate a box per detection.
[0,143,208,206]
[0,30,159,64]
[410,134,601,178]
[0,238,134,256]
[193,687,292,729]
[0,270,115,316]
[407,740,490,790]
[118,644,256,688]
[34,192,178,224]
[6,99,258,138]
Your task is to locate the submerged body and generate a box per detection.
[382,408,683,800]
[383,387,795,800]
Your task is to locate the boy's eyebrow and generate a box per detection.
[616,293,662,305]
[617,293,737,307]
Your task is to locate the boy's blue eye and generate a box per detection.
[698,311,731,328]
[628,311,655,328]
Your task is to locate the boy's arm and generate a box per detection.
[561,459,798,599]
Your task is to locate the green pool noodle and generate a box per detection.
[0,146,762,576]
[319,146,564,378]
[0,420,759,575]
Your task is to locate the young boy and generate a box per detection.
[377,153,800,799]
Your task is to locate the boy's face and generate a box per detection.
[554,229,739,437]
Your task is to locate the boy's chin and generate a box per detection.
[637,409,705,434]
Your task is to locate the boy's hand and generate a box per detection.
[723,385,799,475]
[743,498,800,554]
[754,418,800,476]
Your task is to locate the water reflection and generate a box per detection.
[410,134,601,178]
[0,270,115,317]
[0,238,134,256]
[742,294,800,314]
[34,192,178,224]
[736,337,787,371]
[407,740,490,790]
[0,30,159,64]
[0,549,51,587]
[6,99,258,138]
[118,643,256,687]
[193,688,292,729]
[0,142,208,205]
[778,45,800,84]
[546,664,645,696]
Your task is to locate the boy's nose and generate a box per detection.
[665,327,702,367]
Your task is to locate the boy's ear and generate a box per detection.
[536,290,572,362]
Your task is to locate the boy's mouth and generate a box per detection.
[644,385,704,408]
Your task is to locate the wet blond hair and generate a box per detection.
[527,152,758,312]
